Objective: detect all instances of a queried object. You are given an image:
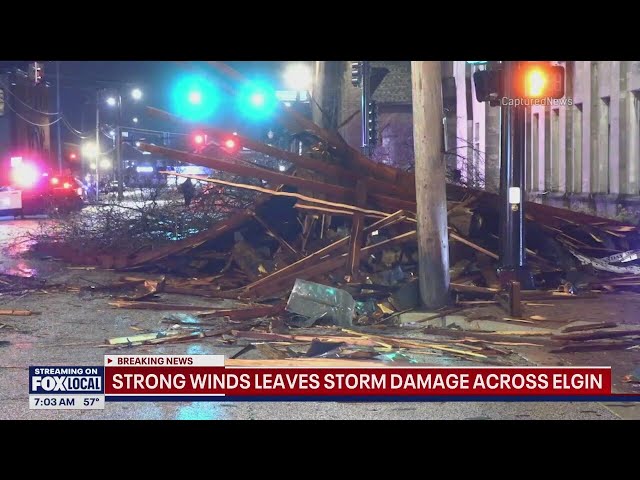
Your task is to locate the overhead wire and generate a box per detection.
[2,101,62,127]
[0,80,61,116]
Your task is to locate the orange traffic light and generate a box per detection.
[514,62,565,100]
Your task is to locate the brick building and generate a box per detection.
[0,67,53,183]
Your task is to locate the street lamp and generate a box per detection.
[81,141,98,159]
[132,117,139,124]
[283,63,313,91]
[103,87,143,200]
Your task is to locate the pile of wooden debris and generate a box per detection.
[29,63,640,358]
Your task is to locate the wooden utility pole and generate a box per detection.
[411,61,450,309]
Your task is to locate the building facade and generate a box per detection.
[0,68,53,183]
[317,61,640,223]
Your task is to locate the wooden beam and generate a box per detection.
[252,213,301,259]
[347,180,367,280]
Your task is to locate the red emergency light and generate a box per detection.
[10,163,39,188]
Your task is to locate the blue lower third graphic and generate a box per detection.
[29,366,105,410]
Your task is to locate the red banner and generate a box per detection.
[104,366,611,397]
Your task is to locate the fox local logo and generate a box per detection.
[30,367,103,393]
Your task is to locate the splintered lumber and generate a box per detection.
[114,203,260,268]
[109,300,222,311]
[244,211,411,293]
[107,330,204,346]
[450,283,500,294]
[246,230,417,298]
[449,231,499,260]
[550,341,637,353]
[225,358,392,367]
[146,145,352,199]
[232,330,382,347]
[111,301,282,319]
[553,328,640,342]
[0,309,32,316]
[159,168,405,217]
[348,180,367,280]
[561,322,618,333]
[252,214,300,258]
[146,106,414,200]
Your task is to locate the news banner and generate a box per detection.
[27,355,636,409]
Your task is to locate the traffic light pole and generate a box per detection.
[360,61,371,156]
[498,61,533,289]
[116,92,124,201]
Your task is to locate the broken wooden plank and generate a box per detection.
[107,330,204,346]
[225,358,391,367]
[347,179,367,280]
[244,213,413,294]
[0,309,32,316]
[561,322,618,333]
[115,203,262,268]
[109,301,282,319]
[252,213,301,259]
[451,283,500,294]
[449,231,499,260]
[550,341,637,353]
[255,343,289,359]
[553,328,640,342]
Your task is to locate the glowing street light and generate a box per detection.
[106,97,117,107]
[131,88,143,101]
[283,63,313,91]
[82,141,98,158]
[132,117,139,123]
[135,141,141,147]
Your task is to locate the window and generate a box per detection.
[572,104,583,192]
[0,89,4,116]
[532,113,540,190]
[596,97,610,193]
[549,109,560,191]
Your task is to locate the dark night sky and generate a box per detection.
[0,60,290,144]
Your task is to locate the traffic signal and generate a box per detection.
[237,80,277,121]
[171,75,220,121]
[473,62,566,104]
[222,136,240,153]
[514,62,565,100]
[192,132,207,151]
[473,68,502,103]
[366,100,378,146]
[29,62,43,85]
[351,61,362,87]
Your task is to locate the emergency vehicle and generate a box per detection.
[0,156,85,217]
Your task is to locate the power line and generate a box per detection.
[3,101,62,127]
[0,80,61,116]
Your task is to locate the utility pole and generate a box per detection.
[116,92,124,201]
[411,61,450,309]
[95,91,100,203]
[55,61,63,173]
